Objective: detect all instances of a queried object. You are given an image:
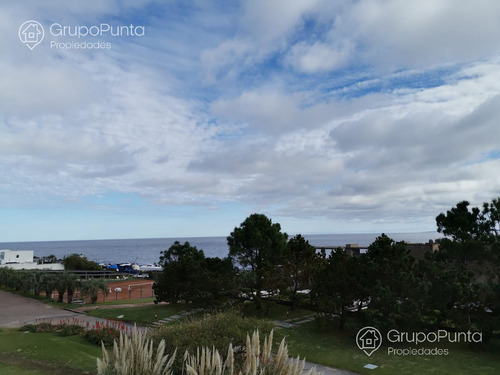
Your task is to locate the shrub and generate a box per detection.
[85,327,121,346]
[148,310,274,362]
[97,325,176,375]
[19,322,57,333]
[19,324,38,333]
[57,323,85,336]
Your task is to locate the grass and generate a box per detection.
[86,302,192,325]
[3,290,500,375]
[239,301,313,321]
[96,297,156,306]
[0,329,100,375]
[0,363,51,375]
[283,321,500,375]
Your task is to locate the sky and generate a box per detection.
[1,0,500,242]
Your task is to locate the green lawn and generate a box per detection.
[0,329,100,375]
[3,294,499,375]
[97,297,156,306]
[240,301,314,321]
[0,363,50,375]
[86,302,193,325]
[284,321,500,375]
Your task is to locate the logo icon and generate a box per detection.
[19,20,44,50]
[356,326,382,356]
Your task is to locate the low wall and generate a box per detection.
[0,262,65,270]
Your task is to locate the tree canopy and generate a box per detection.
[227,213,287,307]
[153,241,235,306]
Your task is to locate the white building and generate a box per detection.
[0,250,34,264]
[0,250,64,270]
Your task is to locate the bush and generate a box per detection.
[149,310,273,369]
[19,324,38,333]
[57,324,85,336]
[19,322,57,333]
[63,253,101,270]
[85,327,121,346]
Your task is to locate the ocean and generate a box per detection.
[0,232,443,265]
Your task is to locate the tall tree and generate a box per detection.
[282,234,318,310]
[204,257,237,304]
[153,241,234,306]
[227,214,287,308]
[434,197,500,336]
[363,234,425,332]
[154,241,207,304]
[312,248,358,329]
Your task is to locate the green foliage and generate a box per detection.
[85,327,122,347]
[362,234,425,332]
[149,310,274,368]
[281,235,318,309]
[437,198,500,244]
[55,271,80,303]
[19,322,57,333]
[57,324,85,337]
[434,197,500,337]
[97,327,317,375]
[153,241,235,306]
[19,322,82,336]
[63,253,101,271]
[80,278,109,303]
[311,248,359,329]
[227,213,287,307]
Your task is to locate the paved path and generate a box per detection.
[274,314,317,329]
[0,289,121,328]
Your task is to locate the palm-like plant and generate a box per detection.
[30,271,44,297]
[54,272,79,303]
[40,272,58,300]
[81,278,109,303]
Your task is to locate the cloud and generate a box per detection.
[286,40,354,73]
[2,0,500,238]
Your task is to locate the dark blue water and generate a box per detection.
[0,232,442,264]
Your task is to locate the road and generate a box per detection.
[0,289,115,328]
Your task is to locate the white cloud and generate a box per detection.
[286,40,354,73]
[2,0,500,238]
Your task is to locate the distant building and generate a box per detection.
[405,241,440,260]
[314,240,440,259]
[0,250,34,264]
[0,250,64,270]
